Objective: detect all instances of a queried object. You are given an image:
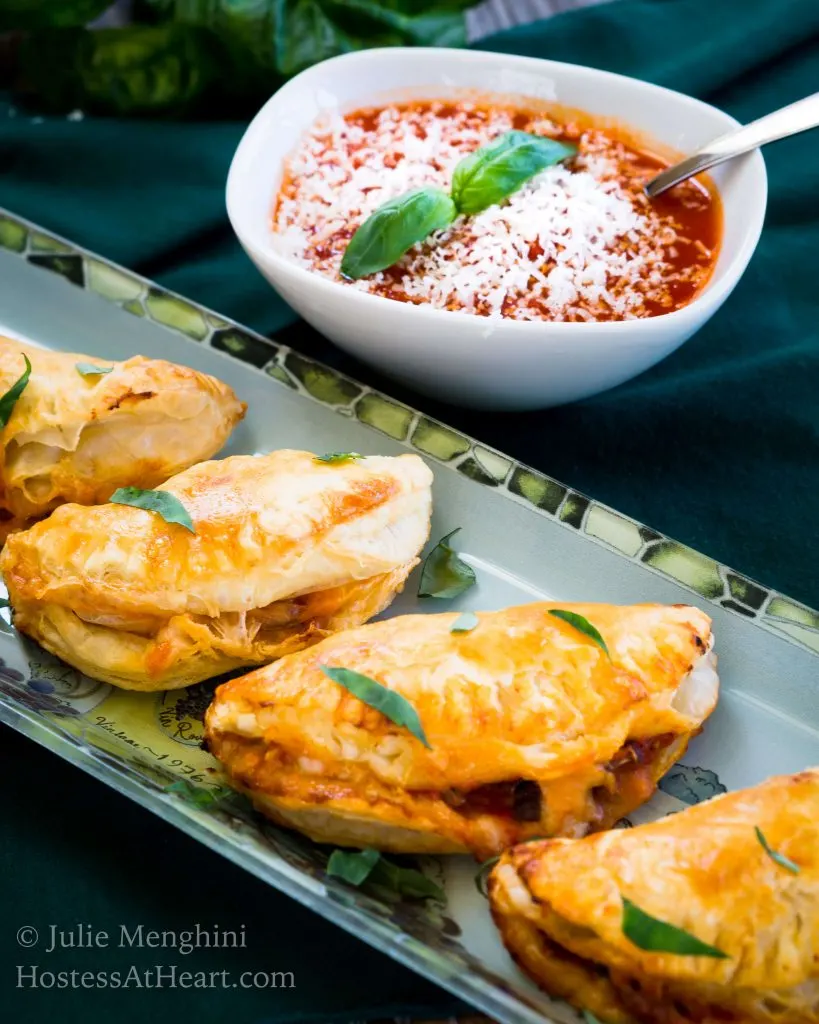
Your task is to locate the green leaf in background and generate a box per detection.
[451,131,578,215]
[11,0,479,116]
[0,354,31,428]
[418,528,476,600]
[621,897,730,958]
[320,665,431,749]
[341,188,457,279]
[270,0,472,77]
[110,486,196,532]
[76,361,114,377]
[548,608,610,658]
[450,611,479,634]
[0,0,112,31]
[327,847,444,900]
[17,22,233,117]
[755,826,800,874]
[314,451,363,464]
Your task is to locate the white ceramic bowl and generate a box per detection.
[226,47,767,411]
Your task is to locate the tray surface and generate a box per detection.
[1,208,817,1024]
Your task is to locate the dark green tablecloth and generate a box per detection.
[2,0,819,1022]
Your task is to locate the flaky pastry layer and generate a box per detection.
[1,450,433,689]
[489,769,819,1023]
[206,602,718,856]
[0,336,245,538]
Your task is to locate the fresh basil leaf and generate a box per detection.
[418,529,476,600]
[584,1013,604,1024]
[314,452,363,464]
[327,848,444,900]
[0,0,112,31]
[451,130,577,215]
[110,487,195,533]
[621,897,730,958]
[268,0,471,78]
[370,858,445,901]
[475,836,546,897]
[0,355,32,429]
[19,23,230,117]
[16,1,476,117]
[475,855,500,897]
[755,826,800,875]
[327,847,380,886]
[450,611,479,634]
[321,665,431,749]
[165,780,221,809]
[548,609,610,658]
[341,187,457,280]
[76,362,114,377]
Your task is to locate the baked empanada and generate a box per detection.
[0,450,432,691]
[488,768,819,1024]
[205,602,718,857]
[0,337,245,540]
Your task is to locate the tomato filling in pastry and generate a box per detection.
[444,732,680,826]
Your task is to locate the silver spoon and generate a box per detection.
[645,91,819,198]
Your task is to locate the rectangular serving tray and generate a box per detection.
[1,208,817,1024]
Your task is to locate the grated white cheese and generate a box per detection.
[272,102,715,322]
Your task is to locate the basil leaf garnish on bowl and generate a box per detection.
[0,354,32,428]
[621,897,729,958]
[110,487,196,533]
[314,452,363,465]
[76,362,114,377]
[320,665,431,749]
[327,848,444,901]
[340,187,457,280]
[450,610,479,634]
[451,130,577,215]
[755,826,800,874]
[548,609,610,658]
[418,528,476,600]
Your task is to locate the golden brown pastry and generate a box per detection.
[0,336,245,540]
[488,768,819,1024]
[1,450,432,690]
[205,602,718,857]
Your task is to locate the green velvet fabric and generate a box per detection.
[2,0,819,1021]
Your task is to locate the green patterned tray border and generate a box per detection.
[3,207,817,657]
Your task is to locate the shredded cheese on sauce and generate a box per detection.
[273,102,718,323]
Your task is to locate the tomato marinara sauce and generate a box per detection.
[272,100,722,323]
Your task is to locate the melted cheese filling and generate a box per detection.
[443,649,717,833]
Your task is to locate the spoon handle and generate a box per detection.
[645,91,819,197]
